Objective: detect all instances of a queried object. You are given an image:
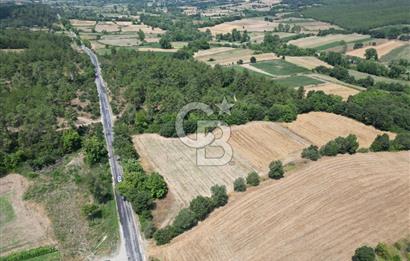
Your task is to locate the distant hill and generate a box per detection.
[301,0,410,31]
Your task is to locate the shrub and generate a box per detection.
[250,56,256,63]
[370,134,390,152]
[246,171,260,186]
[81,204,102,220]
[128,191,154,214]
[153,226,177,245]
[189,196,213,220]
[145,172,168,199]
[375,243,391,260]
[210,185,228,208]
[172,208,198,234]
[320,140,340,156]
[233,177,246,192]
[267,104,297,122]
[83,135,107,165]
[391,133,410,151]
[352,246,375,261]
[268,160,284,179]
[62,129,81,153]
[143,221,156,239]
[336,134,359,154]
[301,145,321,161]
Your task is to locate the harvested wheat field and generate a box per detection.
[195,47,276,65]
[199,18,278,35]
[346,40,408,59]
[282,112,395,147]
[150,151,410,261]
[284,56,332,70]
[133,122,312,206]
[69,19,96,27]
[0,174,55,256]
[95,22,120,32]
[305,82,359,100]
[289,33,369,49]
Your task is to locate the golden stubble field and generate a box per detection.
[304,82,359,100]
[346,40,409,59]
[133,112,394,216]
[150,151,410,261]
[289,33,370,48]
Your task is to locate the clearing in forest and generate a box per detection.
[304,82,359,100]
[0,174,55,256]
[250,59,309,76]
[150,151,410,261]
[194,48,276,66]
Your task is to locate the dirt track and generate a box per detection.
[150,151,410,261]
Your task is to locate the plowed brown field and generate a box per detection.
[150,151,410,261]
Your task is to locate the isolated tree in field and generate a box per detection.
[365,48,378,60]
[137,29,145,42]
[246,171,260,186]
[268,160,284,179]
[352,246,375,261]
[250,56,256,63]
[189,195,213,220]
[210,184,228,208]
[172,208,198,234]
[159,36,172,49]
[370,134,390,152]
[233,177,246,192]
[237,59,244,64]
[84,135,107,164]
[353,42,364,49]
[301,145,321,161]
[62,129,81,153]
[145,172,168,199]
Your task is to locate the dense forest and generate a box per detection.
[101,49,410,138]
[0,4,58,29]
[0,30,99,173]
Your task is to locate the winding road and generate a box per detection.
[82,46,145,261]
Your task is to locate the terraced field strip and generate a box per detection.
[284,56,333,70]
[346,40,408,59]
[289,34,370,49]
[250,60,309,76]
[151,151,410,261]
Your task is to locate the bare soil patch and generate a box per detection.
[282,112,395,147]
[0,174,55,256]
[304,82,359,100]
[69,19,96,27]
[150,151,410,261]
[346,40,408,59]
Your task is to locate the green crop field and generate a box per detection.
[274,75,323,87]
[302,0,410,31]
[251,60,309,76]
[381,44,410,63]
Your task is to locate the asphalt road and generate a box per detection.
[82,46,144,261]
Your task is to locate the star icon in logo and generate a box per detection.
[216,97,234,115]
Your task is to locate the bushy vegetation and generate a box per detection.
[352,246,376,261]
[320,134,359,156]
[153,184,228,245]
[370,133,410,152]
[0,29,99,172]
[246,171,260,186]
[301,145,321,161]
[233,177,247,192]
[268,160,284,179]
[0,246,58,261]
